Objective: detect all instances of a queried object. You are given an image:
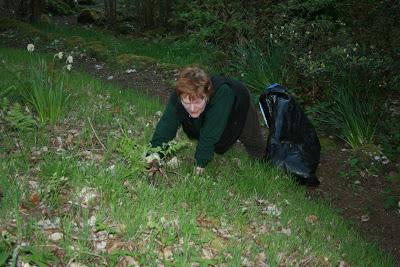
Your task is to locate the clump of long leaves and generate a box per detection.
[331,83,379,148]
[230,42,292,93]
[23,56,70,124]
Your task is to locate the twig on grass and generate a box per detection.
[87,117,106,150]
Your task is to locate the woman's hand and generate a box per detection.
[195,166,204,175]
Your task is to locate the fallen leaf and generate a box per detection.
[360,214,370,222]
[263,204,281,217]
[49,232,63,241]
[255,252,268,267]
[166,156,179,168]
[107,240,126,253]
[163,247,173,260]
[30,192,40,206]
[279,227,292,236]
[242,256,252,266]
[202,247,214,260]
[95,240,107,251]
[69,263,88,267]
[306,214,318,224]
[116,256,140,267]
[339,260,351,267]
[197,215,219,229]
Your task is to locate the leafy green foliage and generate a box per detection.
[1,99,36,132]
[0,235,13,266]
[18,245,60,266]
[39,158,71,208]
[230,42,292,93]
[117,135,149,175]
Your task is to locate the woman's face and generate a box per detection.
[181,94,207,118]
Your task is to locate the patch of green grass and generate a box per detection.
[0,45,396,266]
[36,23,215,68]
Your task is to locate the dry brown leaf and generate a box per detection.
[278,227,292,236]
[107,240,126,253]
[255,252,268,267]
[48,232,63,241]
[30,192,40,206]
[202,247,214,260]
[197,215,219,229]
[163,246,173,260]
[306,214,319,224]
[339,260,351,267]
[116,256,140,267]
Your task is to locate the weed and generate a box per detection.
[39,157,72,208]
[23,53,71,124]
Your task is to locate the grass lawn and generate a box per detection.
[0,45,395,266]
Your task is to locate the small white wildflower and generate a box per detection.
[125,68,136,73]
[55,52,63,59]
[66,64,72,71]
[27,43,34,52]
[66,55,73,64]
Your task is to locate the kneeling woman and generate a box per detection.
[150,66,266,174]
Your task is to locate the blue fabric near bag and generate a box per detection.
[259,84,321,186]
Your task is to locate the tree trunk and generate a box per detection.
[104,0,117,28]
[29,0,42,23]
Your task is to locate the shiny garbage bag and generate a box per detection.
[259,84,321,186]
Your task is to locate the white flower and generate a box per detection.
[66,64,72,71]
[66,55,73,64]
[27,44,34,52]
[55,52,63,59]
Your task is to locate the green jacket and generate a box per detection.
[151,76,250,167]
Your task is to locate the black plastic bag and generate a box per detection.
[259,84,321,186]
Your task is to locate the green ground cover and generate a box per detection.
[0,45,395,266]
